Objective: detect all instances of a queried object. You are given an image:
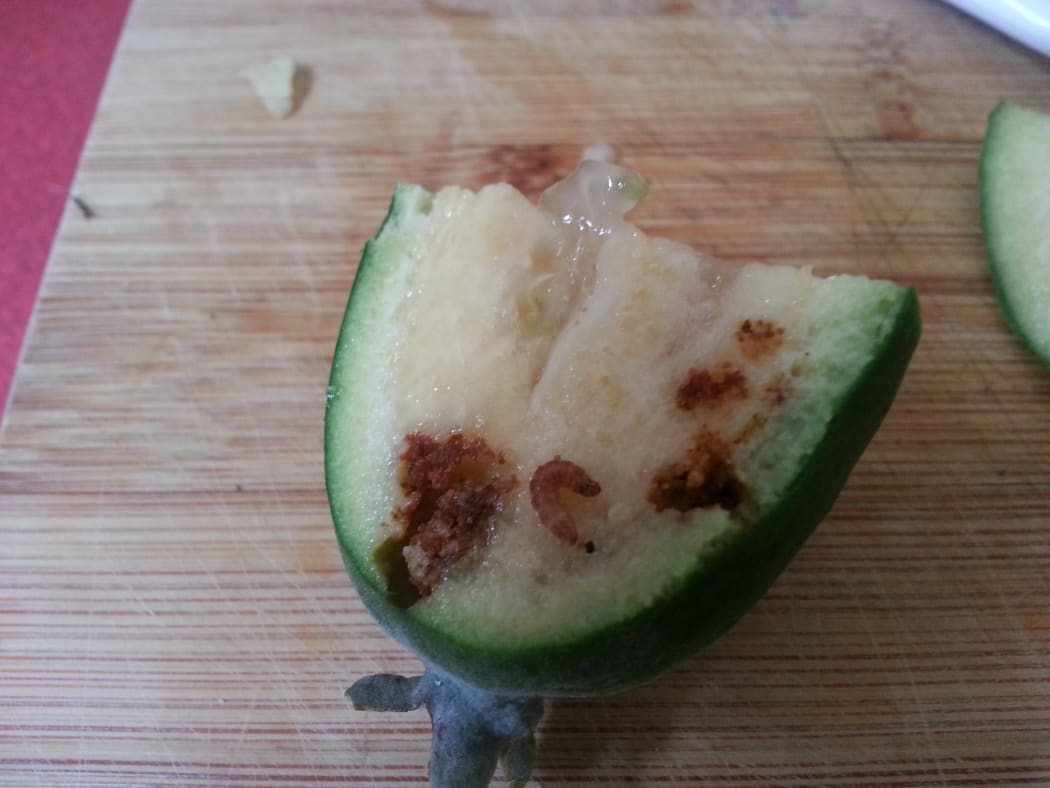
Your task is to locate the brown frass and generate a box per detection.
[736,318,785,362]
[380,432,515,603]
[676,362,749,411]
[648,430,744,513]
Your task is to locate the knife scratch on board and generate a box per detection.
[277,191,321,309]
[200,213,243,304]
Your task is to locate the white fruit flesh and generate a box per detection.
[328,163,907,650]
[981,102,1050,364]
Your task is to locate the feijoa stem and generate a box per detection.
[347,664,544,787]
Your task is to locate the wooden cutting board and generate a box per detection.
[3,1,1049,785]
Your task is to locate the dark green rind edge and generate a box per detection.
[979,101,1050,368]
[325,184,418,601]
[326,191,922,698]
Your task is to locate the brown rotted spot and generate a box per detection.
[733,412,768,447]
[529,457,602,550]
[378,432,516,606]
[648,430,744,513]
[676,362,748,411]
[736,319,785,363]
[763,374,791,408]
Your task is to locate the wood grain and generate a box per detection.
[3,1,1050,785]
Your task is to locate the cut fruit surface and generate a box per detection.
[326,162,920,695]
[980,101,1050,367]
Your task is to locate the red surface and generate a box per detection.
[0,0,131,425]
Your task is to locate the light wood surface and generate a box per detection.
[3,1,1050,785]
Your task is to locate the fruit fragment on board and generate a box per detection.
[240,56,308,118]
[980,101,1050,368]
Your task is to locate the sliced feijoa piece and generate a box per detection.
[980,101,1050,367]
[325,161,920,696]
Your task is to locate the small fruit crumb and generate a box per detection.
[240,56,308,118]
